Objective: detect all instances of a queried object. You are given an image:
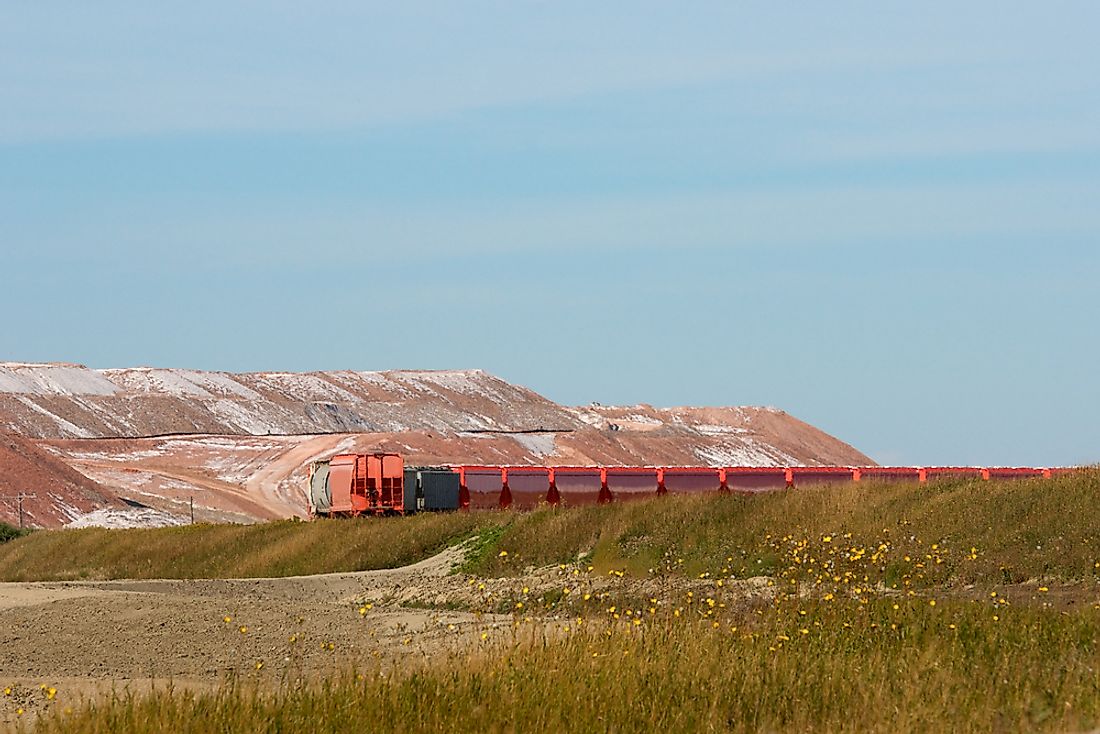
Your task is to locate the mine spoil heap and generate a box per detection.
[0,363,871,527]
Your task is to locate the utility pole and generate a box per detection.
[0,493,36,529]
[190,496,195,525]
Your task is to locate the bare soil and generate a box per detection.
[0,543,784,727]
[0,434,120,528]
[0,546,494,725]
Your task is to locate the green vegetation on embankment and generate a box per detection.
[0,513,496,581]
[0,470,1097,583]
[0,521,28,544]
[470,469,1100,587]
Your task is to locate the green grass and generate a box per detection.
[0,521,29,544]
[0,514,500,581]
[32,599,1100,733]
[1,471,1097,585]
[472,470,1100,586]
[453,523,509,574]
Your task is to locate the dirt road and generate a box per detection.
[0,545,510,726]
[242,434,351,518]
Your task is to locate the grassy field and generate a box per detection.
[6,472,1100,732]
[29,597,1100,733]
[0,513,495,580]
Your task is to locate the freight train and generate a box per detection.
[306,452,1071,518]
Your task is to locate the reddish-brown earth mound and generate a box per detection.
[0,433,120,528]
[0,364,577,438]
[0,363,873,528]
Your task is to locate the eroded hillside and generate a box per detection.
[0,363,872,527]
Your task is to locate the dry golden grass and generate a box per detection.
[0,513,497,581]
[29,599,1100,733]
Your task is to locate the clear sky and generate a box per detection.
[2,3,1097,466]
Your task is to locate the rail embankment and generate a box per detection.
[1,469,1097,585]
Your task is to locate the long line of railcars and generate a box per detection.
[307,452,1075,518]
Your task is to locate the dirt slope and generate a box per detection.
[0,434,120,528]
[36,408,872,528]
[0,363,578,438]
[0,363,873,528]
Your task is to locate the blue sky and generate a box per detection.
[2,2,1097,466]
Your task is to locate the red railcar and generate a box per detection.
[552,467,604,506]
[604,467,661,501]
[922,466,986,482]
[662,467,723,494]
[461,467,505,510]
[790,466,857,487]
[985,467,1046,481]
[858,467,923,483]
[310,452,407,517]
[505,467,554,509]
[723,467,789,493]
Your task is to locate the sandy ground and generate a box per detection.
[0,545,513,726]
[0,538,784,727]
